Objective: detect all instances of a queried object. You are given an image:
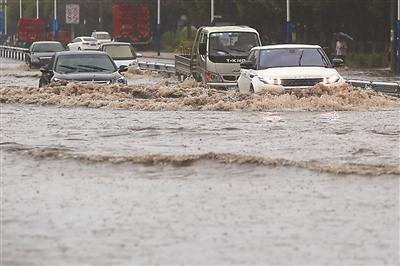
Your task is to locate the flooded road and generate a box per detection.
[1,57,400,265]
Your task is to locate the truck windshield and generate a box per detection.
[55,54,116,74]
[208,32,259,63]
[259,48,330,69]
[103,45,136,60]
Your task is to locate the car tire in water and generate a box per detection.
[38,78,45,88]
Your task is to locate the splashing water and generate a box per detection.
[1,82,399,112]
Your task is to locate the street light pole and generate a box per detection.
[397,0,400,72]
[53,0,58,39]
[54,0,57,21]
[4,0,6,35]
[390,0,396,72]
[286,0,292,43]
[36,0,39,19]
[156,0,160,56]
[19,0,22,18]
[211,0,214,24]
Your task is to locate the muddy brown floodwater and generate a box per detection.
[1,58,400,265]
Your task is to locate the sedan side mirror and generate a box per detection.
[240,60,255,69]
[332,58,344,67]
[118,65,128,73]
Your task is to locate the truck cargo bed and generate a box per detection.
[175,54,191,77]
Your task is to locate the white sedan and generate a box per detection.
[237,44,345,93]
[67,36,99,51]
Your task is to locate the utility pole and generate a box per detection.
[397,0,400,72]
[156,0,160,56]
[211,0,214,24]
[4,0,6,35]
[53,0,58,39]
[286,0,292,43]
[0,0,3,35]
[390,0,396,72]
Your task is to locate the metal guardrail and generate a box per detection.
[137,61,175,74]
[346,80,400,97]
[0,45,29,61]
[1,45,399,97]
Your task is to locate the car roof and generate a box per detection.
[252,44,322,50]
[56,51,109,56]
[200,26,259,34]
[75,36,96,39]
[100,41,132,46]
[92,31,110,35]
[32,41,62,45]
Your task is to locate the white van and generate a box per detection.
[99,42,139,69]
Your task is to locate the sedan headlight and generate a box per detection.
[116,77,127,85]
[323,75,340,84]
[52,77,63,82]
[259,77,282,85]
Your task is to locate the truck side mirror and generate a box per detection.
[199,43,206,55]
[240,60,254,69]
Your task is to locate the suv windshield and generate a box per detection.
[103,45,136,60]
[32,43,64,53]
[259,48,330,69]
[55,54,116,74]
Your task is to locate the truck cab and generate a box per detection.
[190,26,261,88]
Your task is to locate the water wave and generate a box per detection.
[2,143,399,176]
[1,80,399,112]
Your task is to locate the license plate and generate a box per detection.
[91,44,96,46]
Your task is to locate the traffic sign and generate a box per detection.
[66,4,79,24]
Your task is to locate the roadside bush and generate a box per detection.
[346,53,388,68]
[161,29,196,52]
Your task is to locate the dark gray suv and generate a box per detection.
[39,51,128,87]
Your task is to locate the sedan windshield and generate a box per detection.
[103,45,136,60]
[259,48,330,69]
[32,43,64,53]
[55,54,116,73]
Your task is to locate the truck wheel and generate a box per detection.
[39,78,45,88]
[250,84,255,93]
